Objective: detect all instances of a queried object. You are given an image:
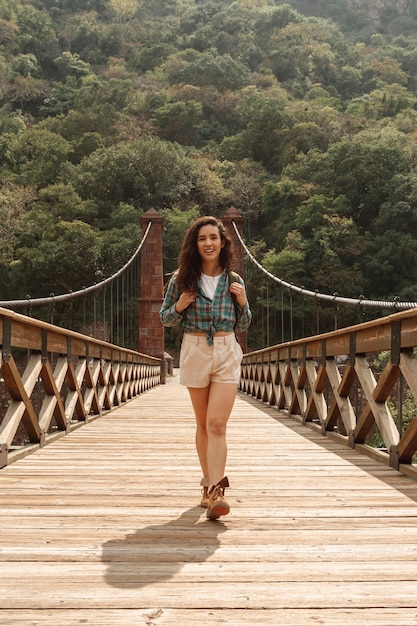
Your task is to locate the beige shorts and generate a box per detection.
[179,332,243,388]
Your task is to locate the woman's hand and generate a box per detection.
[175,290,196,314]
[229,282,247,309]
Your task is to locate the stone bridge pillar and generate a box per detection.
[139,208,165,380]
[222,207,248,352]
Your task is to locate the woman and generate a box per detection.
[160,216,252,520]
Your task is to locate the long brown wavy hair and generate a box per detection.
[176,216,234,292]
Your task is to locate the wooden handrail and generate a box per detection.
[240,306,417,481]
[0,307,161,467]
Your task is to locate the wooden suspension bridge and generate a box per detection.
[2,373,417,625]
[3,208,417,623]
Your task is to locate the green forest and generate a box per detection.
[1,0,417,318]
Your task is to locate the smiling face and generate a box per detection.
[196,223,225,268]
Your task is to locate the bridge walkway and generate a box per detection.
[1,373,417,625]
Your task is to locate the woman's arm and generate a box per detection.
[159,275,183,327]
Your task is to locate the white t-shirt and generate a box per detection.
[201,273,220,300]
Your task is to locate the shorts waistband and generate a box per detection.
[186,331,234,337]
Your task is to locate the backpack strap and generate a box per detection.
[228,270,240,285]
[228,270,241,326]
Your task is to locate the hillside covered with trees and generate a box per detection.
[1,0,417,309]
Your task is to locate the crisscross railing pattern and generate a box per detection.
[240,306,417,479]
[0,306,161,467]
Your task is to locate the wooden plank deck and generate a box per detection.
[2,372,417,625]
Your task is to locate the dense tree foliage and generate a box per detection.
[1,0,417,317]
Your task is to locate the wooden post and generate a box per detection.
[222,207,247,353]
[139,208,165,381]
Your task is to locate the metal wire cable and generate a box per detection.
[231,221,417,311]
[0,222,152,310]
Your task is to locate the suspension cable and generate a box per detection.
[231,221,417,311]
[0,221,152,310]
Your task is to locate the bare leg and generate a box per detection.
[188,382,237,486]
[187,385,210,479]
[206,382,237,485]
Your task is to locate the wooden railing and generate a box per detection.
[240,307,417,481]
[0,307,161,468]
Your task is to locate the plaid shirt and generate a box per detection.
[160,269,252,344]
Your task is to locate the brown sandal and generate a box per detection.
[200,476,210,508]
[206,477,230,519]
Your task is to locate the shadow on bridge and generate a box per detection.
[102,506,228,590]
